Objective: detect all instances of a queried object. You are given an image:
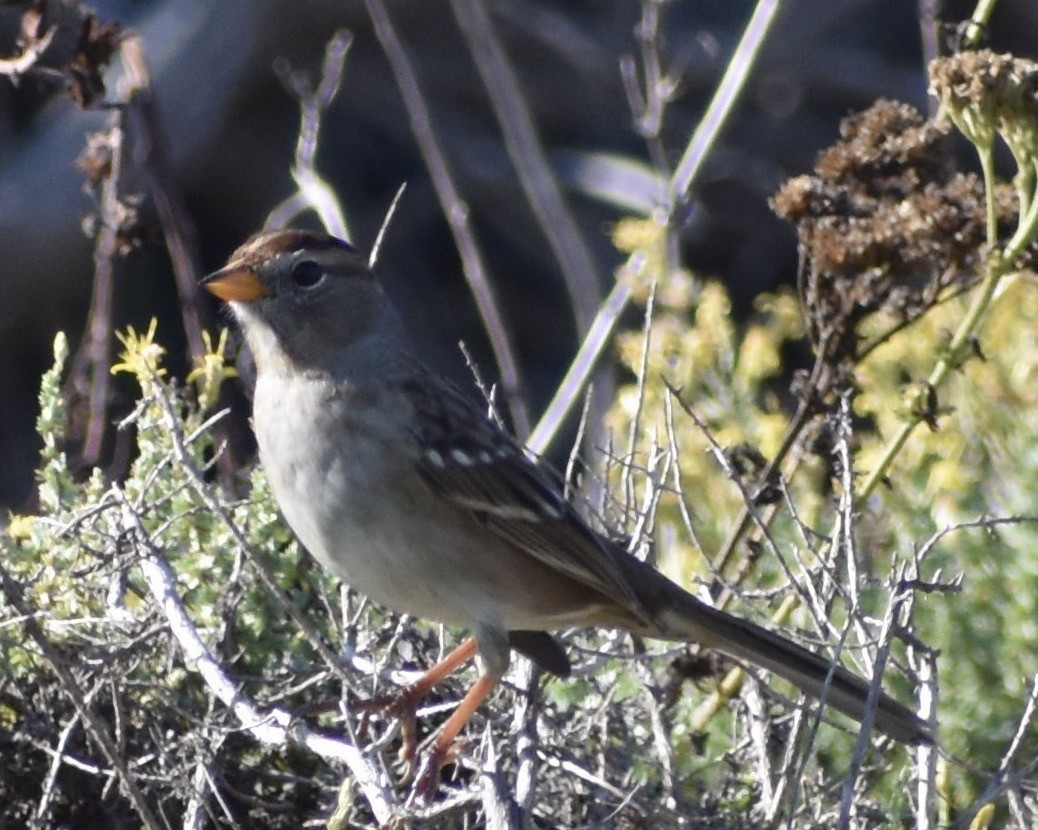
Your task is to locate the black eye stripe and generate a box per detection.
[291,259,325,288]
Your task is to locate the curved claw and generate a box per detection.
[407,743,458,806]
[357,692,422,765]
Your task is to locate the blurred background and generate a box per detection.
[1,0,1035,511]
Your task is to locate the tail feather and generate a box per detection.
[654,590,930,745]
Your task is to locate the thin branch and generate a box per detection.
[511,659,541,812]
[116,488,396,824]
[448,0,602,334]
[369,182,408,269]
[119,37,208,368]
[838,574,906,829]
[620,279,658,512]
[527,278,631,455]
[711,332,834,601]
[68,114,122,466]
[620,0,678,177]
[914,653,939,830]
[266,29,352,238]
[362,0,530,437]
[951,675,1038,830]
[33,685,99,827]
[479,729,521,830]
[665,380,833,638]
[669,0,781,205]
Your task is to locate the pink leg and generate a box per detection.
[409,671,502,804]
[359,637,479,764]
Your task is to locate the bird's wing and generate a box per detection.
[399,374,650,626]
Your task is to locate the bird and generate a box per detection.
[201,228,930,795]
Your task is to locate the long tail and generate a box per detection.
[642,574,930,745]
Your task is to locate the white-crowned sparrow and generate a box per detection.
[202,229,929,789]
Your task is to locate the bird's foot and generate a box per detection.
[355,638,481,770]
[406,740,464,806]
[357,691,421,767]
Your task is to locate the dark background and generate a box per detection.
[1,0,1035,510]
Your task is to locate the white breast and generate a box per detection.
[251,368,607,636]
[252,370,475,625]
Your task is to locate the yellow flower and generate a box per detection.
[754,289,805,341]
[110,318,167,381]
[5,514,36,541]
[612,216,664,254]
[734,325,780,389]
[693,283,734,356]
[187,328,238,410]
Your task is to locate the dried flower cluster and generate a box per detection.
[0,1,122,107]
[929,49,1038,155]
[771,100,1005,388]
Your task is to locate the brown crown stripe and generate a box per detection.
[232,230,359,267]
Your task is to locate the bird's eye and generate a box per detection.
[290,259,325,289]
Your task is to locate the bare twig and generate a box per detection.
[763,703,812,824]
[369,182,408,269]
[664,380,833,638]
[68,115,122,466]
[33,685,100,828]
[661,391,705,556]
[838,573,906,829]
[620,0,678,176]
[479,728,521,830]
[562,386,593,501]
[914,653,939,830]
[620,279,658,512]
[633,660,678,810]
[362,0,530,437]
[120,37,208,368]
[527,278,632,454]
[266,29,352,238]
[182,751,218,830]
[116,488,396,824]
[669,0,781,205]
[951,675,1038,830]
[711,333,834,597]
[449,0,601,334]
[511,660,541,812]
[917,514,1038,560]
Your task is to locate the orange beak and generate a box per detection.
[200,265,272,302]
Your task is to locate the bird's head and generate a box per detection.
[202,230,391,373]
